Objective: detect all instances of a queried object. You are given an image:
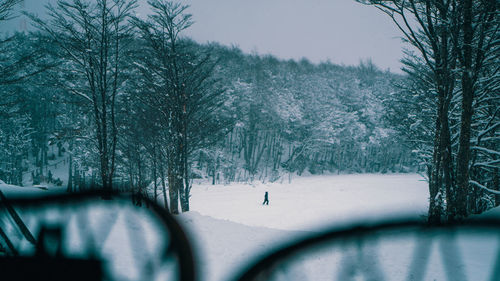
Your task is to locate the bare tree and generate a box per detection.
[454,0,499,217]
[1,0,54,86]
[133,0,225,213]
[0,0,21,22]
[27,0,137,191]
[358,0,499,221]
[357,0,459,222]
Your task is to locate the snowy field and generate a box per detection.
[179,173,431,281]
[188,173,429,231]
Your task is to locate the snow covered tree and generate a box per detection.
[359,0,499,221]
[202,45,410,183]
[132,0,227,213]
[27,0,138,191]
[1,5,55,185]
[467,26,500,212]
[454,0,499,217]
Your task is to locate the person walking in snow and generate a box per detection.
[262,191,269,205]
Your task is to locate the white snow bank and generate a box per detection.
[0,181,60,197]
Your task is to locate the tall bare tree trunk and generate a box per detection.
[167,163,179,214]
[455,0,474,219]
[158,158,169,210]
[67,154,73,192]
[429,116,443,224]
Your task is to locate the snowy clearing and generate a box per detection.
[188,173,429,231]
[179,173,430,281]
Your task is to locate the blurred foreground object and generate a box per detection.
[235,216,500,281]
[0,190,195,281]
[1,189,500,281]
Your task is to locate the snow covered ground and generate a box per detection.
[0,179,58,197]
[3,173,499,281]
[187,173,429,231]
[178,173,430,281]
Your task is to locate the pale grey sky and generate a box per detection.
[169,0,405,73]
[2,0,406,73]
